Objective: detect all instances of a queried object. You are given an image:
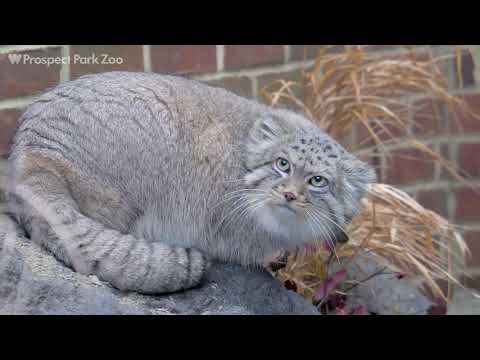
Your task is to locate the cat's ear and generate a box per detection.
[248,116,292,145]
[245,116,291,171]
[340,155,377,186]
[249,110,314,145]
[337,154,377,221]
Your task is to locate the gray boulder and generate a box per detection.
[0,213,318,315]
[331,253,432,315]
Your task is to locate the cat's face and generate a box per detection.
[243,110,376,248]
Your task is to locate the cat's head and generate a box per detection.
[242,109,376,247]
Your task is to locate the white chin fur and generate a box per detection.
[254,204,311,245]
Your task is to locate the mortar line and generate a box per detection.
[143,45,152,73]
[216,45,224,73]
[0,96,37,110]
[59,45,71,82]
[0,45,61,54]
[399,179,480,193]
[191,59,315,82]
[283,45,291,63]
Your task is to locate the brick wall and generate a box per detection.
[1,45,479,288]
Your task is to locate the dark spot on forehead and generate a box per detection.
[328,154,338,159]
[292,145,300,150]
[310,160,314,165]
[310,148,315,152]
[317,156,322,161]
[301,149,306,153]
[324,145,332,151]
[301,139,306,144]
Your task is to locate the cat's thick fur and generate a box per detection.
[5,72,376,294]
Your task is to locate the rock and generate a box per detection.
[0,213,319,315]
[447,287,480,315]
[332,253,432,315]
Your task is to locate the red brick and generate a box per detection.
[462,230,480,290]
[206,76,253,99]
[290,45,345,61]
[224,45,283,70]
[458,143,480,178]
[347,100,410,150]
[290,45,322,61]
[70,45,144,79]
[463,275,480,291]
[411,98,446,136]
[356,119,408,149]
[439,143,452,180]
[0,108,21,156]
[464,231,480,268]
[454,188,480,223]
[450,92,480,133]
[416,190,448,218]
[0,48,61,99]
[355,151,378,167]
[256,69,304,102]
[151,45,216,75]
[385,148,435,185]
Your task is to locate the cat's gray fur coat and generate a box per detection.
[5,72,376,294]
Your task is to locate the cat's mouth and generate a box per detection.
[275,203,296,215]
[268,196,299,215]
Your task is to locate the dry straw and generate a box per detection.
[262,45,479,303]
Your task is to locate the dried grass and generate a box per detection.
[262,45,479,303]
[271,184,468,303]
[262,45,480,182]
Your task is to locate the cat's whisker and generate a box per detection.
[304,210,326,249]
[306,208,341,264]
[219,196,267,232]
[307,211,339,261]
[210,192,264,210]
[311,207,349,239]
[215,189,269,204]
[225,198,267,231]
[215,195,266,232]
[223,189,270,198]
[309,210,343,250]
[306,211,337,263]
[212,187,267,200]
[228,195,262,217]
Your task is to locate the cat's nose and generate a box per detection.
[283,192,297,202]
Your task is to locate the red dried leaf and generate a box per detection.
[428,297,447,315]
[304,243,321,253]
[350,305,365,315]
[322,241,336,253]
[313,269,348,301]
[336,307,349,315]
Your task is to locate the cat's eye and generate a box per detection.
[309,175,328,188]
[275,158,291,173]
